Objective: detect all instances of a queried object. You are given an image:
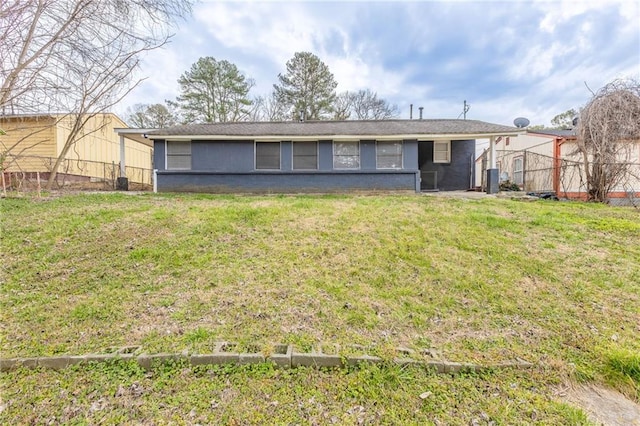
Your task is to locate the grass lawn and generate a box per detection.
[1,192,639,423]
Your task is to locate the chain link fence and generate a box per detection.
[480,150,640,205]
[1,154,152,192]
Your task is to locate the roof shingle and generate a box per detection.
[148,119,520,138]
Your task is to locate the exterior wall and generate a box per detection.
[494,133,554,185]
[496,134,553,156]
[482,133,640,200]
[418,140,475,191]
[318,140,333,170]
[191,140,254,171]
[57,114,152,174]
[558,140,640,199]
[1,114,152,182]
[154,138,422,193]
[154,139,166,170]
[156,170,418,193]
[0,116,57,172]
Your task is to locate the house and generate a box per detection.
[143,119,520,193]
[478,129,640,201]
[0,113,153,187]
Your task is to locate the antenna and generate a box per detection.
[457,100,471,119]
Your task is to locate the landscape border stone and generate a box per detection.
[0,343,535,373]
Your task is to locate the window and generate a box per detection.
[255,142,280,170]
[433,141,450,163]
[166,141,191,170]
[293,141,318,170]
[376,141,402,169]
[513,156,524,185]
[333,141,360,169]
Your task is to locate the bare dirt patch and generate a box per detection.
[557,383,640,426]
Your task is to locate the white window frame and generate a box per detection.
[333,141,360,169]
[292,141,318,170]
[165,140,191,170]
[376,140,403,169]
[255,141,281,170]
[433,140,451,163]
[513,156,524,185]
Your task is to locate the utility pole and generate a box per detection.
[463,100,470,120]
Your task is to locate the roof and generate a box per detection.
[113,128,155,147]
[528,128,576,138]
[147,119,522,141]
[0,114,57,121]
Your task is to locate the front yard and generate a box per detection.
[1,193,638,423]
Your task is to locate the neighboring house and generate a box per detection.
[477,129,640,201]
[143,119,520,193]
[0,113,153,186]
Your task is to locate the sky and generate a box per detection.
[116,0,640,127]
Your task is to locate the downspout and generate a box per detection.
[469,153,474,189]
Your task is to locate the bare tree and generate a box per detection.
[124,103,177,128]
[332,91,353,120]
[0,0,192,189]
[350,89,398,120]
[575,79,640,202]
[251,91,288,122]
[330,89,398,121]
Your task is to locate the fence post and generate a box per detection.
[523,150,527,191]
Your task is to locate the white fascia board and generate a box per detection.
[150,131,524,141]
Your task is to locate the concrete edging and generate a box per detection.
[0,343,534,372]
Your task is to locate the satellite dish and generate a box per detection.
[513,117,530,128]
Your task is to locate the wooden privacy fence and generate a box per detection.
[1,154,152,191]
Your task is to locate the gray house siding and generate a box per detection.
[318,140,333,171]
[418,140,475,191]
[156,170,417,193]
[192,140,254,171]
[360,140,376,170]
[153,138,436,193]
[154,140,166,170]
[403,139,419,170]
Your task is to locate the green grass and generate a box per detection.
[1,192,639,422]
[2,361,590,425]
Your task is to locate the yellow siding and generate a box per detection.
[48,113,150,181]
[0,116,57,173]
[2,113,152,184]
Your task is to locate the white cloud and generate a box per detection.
[115,0,639,128]
[536,0,638,33]
[192,2,332,65]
